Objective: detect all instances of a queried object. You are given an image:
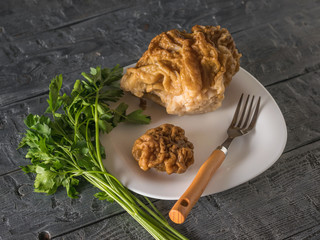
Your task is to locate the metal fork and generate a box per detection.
[169,94,261,224]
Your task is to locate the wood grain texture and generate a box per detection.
[0,0,319,106]
[0,170,135,239]
[267,70,320,152]
[54,141,320,239]
[0,0,319,239]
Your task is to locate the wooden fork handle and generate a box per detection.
[169,149,226,224]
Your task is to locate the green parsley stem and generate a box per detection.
[84,173,179,240]
[82,170,187,240]
[20,66,188,240]
[85,118,99,167]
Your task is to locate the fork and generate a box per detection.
[169,94,261,224]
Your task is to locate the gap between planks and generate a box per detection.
[10,5,134,41]
[50,210,131,239]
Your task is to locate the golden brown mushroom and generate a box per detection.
[121,25,241,115]
[132,124,194,174]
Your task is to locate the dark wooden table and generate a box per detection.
[1,0,319,239]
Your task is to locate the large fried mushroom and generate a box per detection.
[121,25,241,115]
[132,124,194,174]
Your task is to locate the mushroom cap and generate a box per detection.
[121,25,241,115]
[132,124,194,174]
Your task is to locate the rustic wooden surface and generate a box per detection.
[0,0,319,239]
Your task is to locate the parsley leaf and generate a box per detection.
[19,66,187,240]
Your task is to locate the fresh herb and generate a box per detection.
[18,66,187,240]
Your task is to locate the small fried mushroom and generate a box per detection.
[132,124,194,174]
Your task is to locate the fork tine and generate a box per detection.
[230,94,243,127]
[242,95,255,128]
[236,94,250,128]
[245,96,261,131]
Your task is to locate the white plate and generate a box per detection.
[101,65,287,200]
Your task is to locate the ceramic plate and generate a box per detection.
[101,65,287,200]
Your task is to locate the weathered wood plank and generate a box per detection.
[235,7,320,86]
[54,212,152,240]
[0,0,319,107]
[0,96,47,175]
[0,0,132,39]
[266,70,320,152]
[287,225,320,240]
[0,170,130,240]
[54,141,320,239]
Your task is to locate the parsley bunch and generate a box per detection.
[18,66,187,240]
